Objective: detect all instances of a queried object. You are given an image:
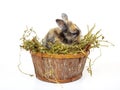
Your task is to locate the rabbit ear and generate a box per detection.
[61,13,68,22]
[56,19,68,31]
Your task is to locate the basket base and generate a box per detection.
[35,73,82,83]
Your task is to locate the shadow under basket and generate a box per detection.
[31,51,89,83]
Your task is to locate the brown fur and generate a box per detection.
[42,13,81,48]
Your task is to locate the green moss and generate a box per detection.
[20,25,111,54]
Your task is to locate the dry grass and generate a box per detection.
[20,24,111,54]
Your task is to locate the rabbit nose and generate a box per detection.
[67,40,72,44]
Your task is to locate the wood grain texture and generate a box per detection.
[31,51,89,83]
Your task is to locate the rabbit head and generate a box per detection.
[55,13,81,44]
[56,13,81,34]
[42,13,81,48]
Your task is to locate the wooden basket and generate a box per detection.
[31,50,90,83]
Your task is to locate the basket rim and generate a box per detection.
[31,50,90,59]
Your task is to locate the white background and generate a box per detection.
[0,0,120,90]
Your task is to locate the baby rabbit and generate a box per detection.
[42,13,81,48]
